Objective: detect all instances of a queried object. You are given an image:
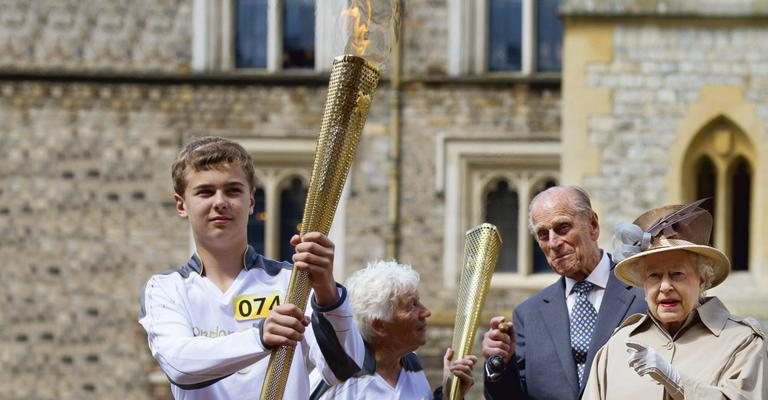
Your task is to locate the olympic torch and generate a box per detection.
[259,1,397,399]
[447,223,502,400]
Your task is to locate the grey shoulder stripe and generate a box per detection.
[311,311,361,381]
[175,264,199,278]
[244,246,292,276]
[138,280,150,320]
[138,257,200,319]
[169,374,231,390]
[401,352,423,372]
[360,344,376,375]
[309,379,332,400]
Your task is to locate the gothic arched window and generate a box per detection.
[279,176,307,262]
[684,117,754,273]
[485,179,519,273]
[531,178,558,273]
[730,157,751,271]
[695,156,717,234]
[247,185,267,255]
[476,172,558,277]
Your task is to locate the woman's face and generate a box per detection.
[642,250,704,335]
[379,290,431,353]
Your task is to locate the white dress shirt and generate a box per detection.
[564,251,610,316]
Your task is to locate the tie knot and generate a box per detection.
[573,281,593,295]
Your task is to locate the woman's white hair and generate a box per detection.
[696,254,716,292]
[345,260,420,343]
[632,251,717,293]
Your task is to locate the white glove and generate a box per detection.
[626,340,684,399]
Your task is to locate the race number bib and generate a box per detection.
[233,291,281,321]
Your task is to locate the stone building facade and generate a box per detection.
[560,0,768,324]
[0,1,766,399]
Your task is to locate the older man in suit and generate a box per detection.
[482,186,647,400]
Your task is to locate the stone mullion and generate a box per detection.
[522,0,535,74]
[220,0,234,70]
[264,170,280,259]
[473,0,489,74]
[474,170,495,226]
[516,173,532,276]
[267,0,282,72]
[713,160,729,257]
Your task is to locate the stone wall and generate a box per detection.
[562,0,768,16]
[0,80,184,399]
[0,0,191,73]
[582,21,768,231]
[401,0,450,76]
[572,17,768,325]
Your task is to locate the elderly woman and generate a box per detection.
[310,260,477,400]
[583,201,767,399]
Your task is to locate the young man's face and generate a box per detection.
[174,163,254,252]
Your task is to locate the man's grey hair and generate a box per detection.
[631,252,716,293]
[527,185,594,234]
[345,260,420,343]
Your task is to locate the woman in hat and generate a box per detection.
[582,200,767,400]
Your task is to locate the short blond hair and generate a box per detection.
[171,136,256,195]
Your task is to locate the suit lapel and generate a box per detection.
[581,262,640,391]
[539,277,580,394]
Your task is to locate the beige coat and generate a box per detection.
[582,297,767,400]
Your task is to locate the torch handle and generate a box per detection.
[488,355,506,373]
[259,269,311,399]
[487,318,513,380]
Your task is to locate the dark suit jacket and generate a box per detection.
[484,263,647,400]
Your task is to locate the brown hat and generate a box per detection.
[613,199,730,288]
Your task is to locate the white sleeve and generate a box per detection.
[306,284,365,385]
[138,276,270,387]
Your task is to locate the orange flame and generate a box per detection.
[340,0,372,55]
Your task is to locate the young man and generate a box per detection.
[138,136,364,399]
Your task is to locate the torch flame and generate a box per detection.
[330,0,397,69]
[340,0,372,55]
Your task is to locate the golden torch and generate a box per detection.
[448,223,502,400]
[259,1,396,399]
